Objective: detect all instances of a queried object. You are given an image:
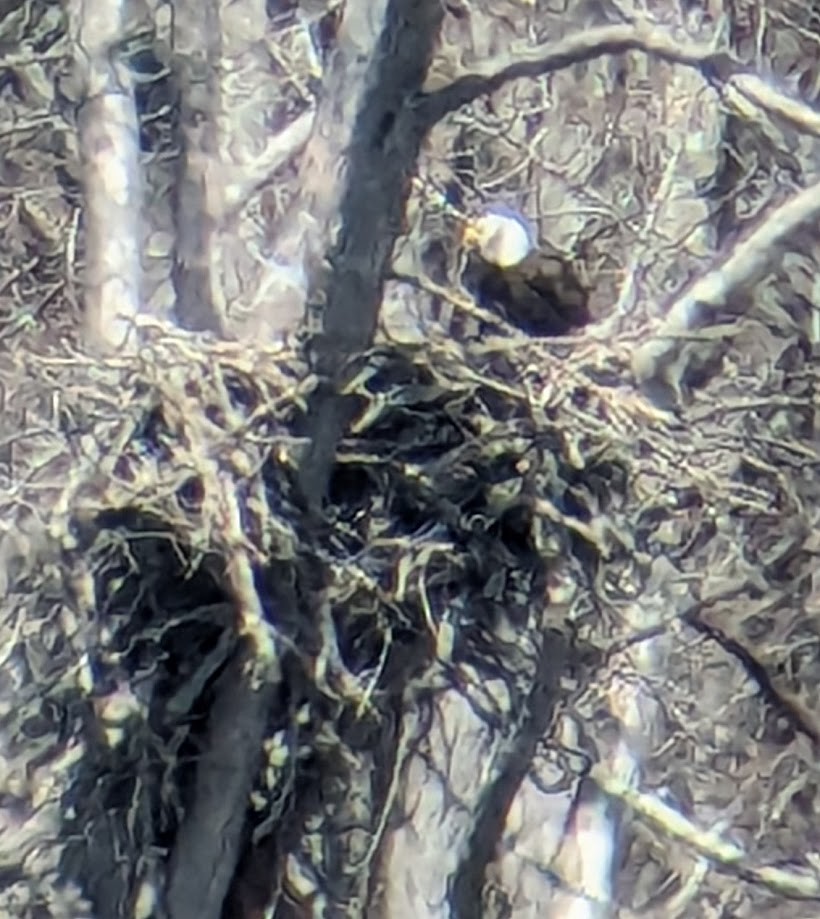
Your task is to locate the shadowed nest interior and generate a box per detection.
[0,317,818,917]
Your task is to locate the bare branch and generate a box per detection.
[297,0,446,508]
[631,178,820,387]
[166,653,277,919]
[724,71,820,139]
[64,0,147,353]
[595,765,820,900]
[418,22,741,127]
[420,19,820,152]
[220,109,315,218]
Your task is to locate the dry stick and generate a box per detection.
[630,179,820,385]
[296,0,446,509]
[725,71,820,139]
[220,109,315,218]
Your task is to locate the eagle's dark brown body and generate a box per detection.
[462,243,590,338]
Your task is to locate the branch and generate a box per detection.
[165,652,276,919]
[723,71,820,140]
[296,0,445,508]
[417,22,742,126]
[595,765,820,900]
[631,179,820,386]
[64,0,146,353]
[219,109,315,218]
[422,18,820,146]
[171,0,226,335]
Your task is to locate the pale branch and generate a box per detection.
[594,765,820,901]
[631,179,820,387]
[64,0,146,354]
[724,71,820,140]
[220,108,315,218]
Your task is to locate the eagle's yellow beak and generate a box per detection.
[461,222,483,250]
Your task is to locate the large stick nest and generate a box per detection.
[1,315,819,917]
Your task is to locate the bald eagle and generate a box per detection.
[461,208,590,337]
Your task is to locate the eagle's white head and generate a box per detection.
[462,207,534,268]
